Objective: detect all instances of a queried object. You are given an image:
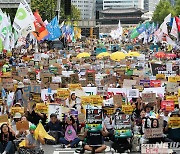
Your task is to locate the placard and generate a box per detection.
[34,53,41,61]
[2,78,14,90]
[18,67,28,77]
[150,80,161,87]
[127,89,139,98]
[156,74,165,80]
[132,85,144,92]
[81,96,92,105]
[168,76,180,82]
[168,117,180,128]
[35,103,48,113]
[141,143,168,154]
[32,93,41,103]
[122,105,134,114]
[85,70,95,85]
[57,89,70,99]
[140,80,150,88]
[90,95,103,105]
[68,84,82,91]
[0,115,8,123]
[86,108,102,124]
[50,83,59,90]
[70,74,79,84]
[161,100,174,111]
[16,121,29,131]
[123,79,136,88]
[11,107,24,115]
[114,113,131,129]
[166,82,179,93]
[142,93,156,103]
[144,128,163,138]
[113,95,122,107]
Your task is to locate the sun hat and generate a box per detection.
[17,82,24,88]
[13,112,22,119]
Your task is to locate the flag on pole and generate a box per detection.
[175,17,180,32]
[46,16,62,41]
[170,17,178,40]
[13,0,35,32]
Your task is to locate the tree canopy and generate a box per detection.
[152,0,180,24]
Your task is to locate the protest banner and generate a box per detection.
[150,80,161,87]
[82,87,97,96]
[127,89,139,98]
[141,143,168,154]
[123,79,136,88]
[113,95,122,107]
[103,107,115,115]
[140,80,150,88]
[48,104,62,120]
[132,85,144,92]
[166,95,178,104]
[30,84,41,93]
[16,121,29,131]
[144,128,163,138]
[50,83,60,90]
[17,67,28,77]
[81,96,92,105]
[57,88,70,99]
[35,103,48,113]
[122,105,134,114]
[168,117,180,128]
[114,113,131,129]
[156,74,165,80]
[0,115,8,123]
[142,93,156,103]
[168,76,180,82]
[86,108,102,124]
[11,107,24,115]
[161,100,174,111]
[90,95,103,105]
[68,84,82,91]
[166,82,179,93]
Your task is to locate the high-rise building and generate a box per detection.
[103,0,144,10]
[144,0,160,12]
[72,0,96,19]
[0,0,30,8]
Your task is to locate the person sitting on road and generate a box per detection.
[59,116,80,148]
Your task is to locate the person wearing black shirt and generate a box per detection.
[0,123,16,154]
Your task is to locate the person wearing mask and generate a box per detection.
[45,113,64,144]
[0,123,16,154]
[59,116,80,148]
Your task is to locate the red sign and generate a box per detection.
[161,100,174,111]
[150,80,161,87]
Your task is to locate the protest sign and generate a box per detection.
[142,93,156,103]
[48,104,62,120]
[16,121,29,131]
[32,93,41,103]
[141,143,168,154]
[82,87,97,96]
[28,72,36,80]
[123,79,136,88]
[0,115,8,123]
[168,117,180,128]
[166,95,178,104]
[113,95,122,107]
[168,76,180,82]
[68,84,82,91]
[30,84,41,93]
[161,100,174,111]
[127,89,139,98]
[150,80,161,87]
[81,96,92,105]
[35,103,48,113]
[70,74,79,84]
[18,67,28,77]
[144,128,163,138]
[140,80,150,88]
[156,74,165,80]
[122,105,134,114]
[34,53,41,61]
[90,95,103,105]
[85,70,95,85]
[132,85,144,92]
[166,82,179,93]
[2,78,14,90]
[114,113,131,130]
[50,83,60,90]
[11,107,24,115]
[103,107,114,115]
[61,76,71,86]
[86,108,102,124]
[57,88,70,99]
[78,113,85,123]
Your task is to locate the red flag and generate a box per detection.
[175,17,180,32]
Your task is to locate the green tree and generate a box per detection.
[152,0,176,24]
[175,0,180,16]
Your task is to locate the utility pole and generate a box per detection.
[56,0,61,23]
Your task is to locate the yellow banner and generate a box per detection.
[81,96,92,105]
[166,95,178,104]
[68,84,82,91]
[57,88,70,99]
[90,95,103,105]
[35,103,48,113]
[156,74,165,80]
[122,105,134,114]
[168,76,180,82]
[168,117,180,128]
[11,107,24,115]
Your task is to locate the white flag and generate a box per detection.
[21,22,35,37]
[3,32,10,51]
[13,0,35,32]
[160,21,168,35]
[166,36,176,47]
[164,13,171,23]
[170,18,178,40]
[0,13,9,41]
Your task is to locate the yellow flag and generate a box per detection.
[34,123,55,141]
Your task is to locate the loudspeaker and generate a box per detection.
[65,0,71,15]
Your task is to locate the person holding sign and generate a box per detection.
[0,123,16,154]
[14,82,24,106]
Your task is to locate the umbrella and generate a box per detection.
[77,52,90,59]
[126,51,140,57]
[96,52,110,59]
[155,52,166,58]
[165,53,176,59]
[110,52,126,61]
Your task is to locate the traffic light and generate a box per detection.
[65,0,71,15]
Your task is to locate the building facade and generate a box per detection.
[72,0,96,19]
[0,0,30,8]
[103,0,144,10]
[144,0,160,12]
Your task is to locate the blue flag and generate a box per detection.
[46,16,62,41]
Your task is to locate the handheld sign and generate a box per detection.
[16,121,29,131]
